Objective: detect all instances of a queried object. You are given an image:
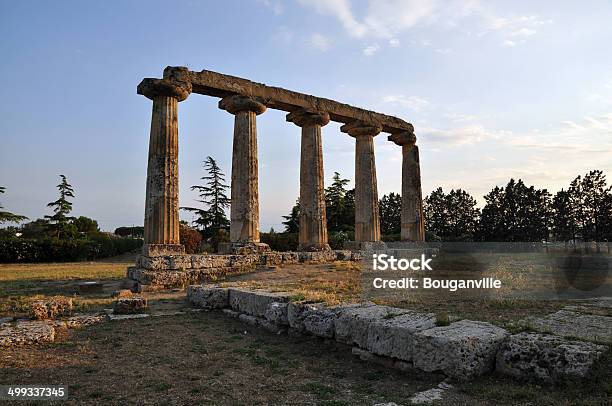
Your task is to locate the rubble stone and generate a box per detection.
[30,297,73,320]
[0,321,55,346]
[113,297,147,315]
[187,285,229,309]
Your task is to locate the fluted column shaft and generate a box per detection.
[390,132,425,241]
[138,78,191,248]
[342,121,382,242]
[220,95,267,243]
[287,110,330,251]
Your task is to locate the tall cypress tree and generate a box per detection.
[181,156,230,236]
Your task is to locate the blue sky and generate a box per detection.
[1,0,612,231]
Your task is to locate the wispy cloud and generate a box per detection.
[382,94,431,112]
[363,44,380,56]
[309,33,331,51]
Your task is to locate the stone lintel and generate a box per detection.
[140,66,414,134]
[137,78,192,102]
[286,109,330,127]
[340,121,383,138]
[388,131,417,146]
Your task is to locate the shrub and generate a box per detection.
[0,236,143,263]
[260,232,298,252]
[180,224,203,254]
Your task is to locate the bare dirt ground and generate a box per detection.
[1,260,611,405]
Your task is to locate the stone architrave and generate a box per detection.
[286,109,331,251]
[137,78,192,252]
[388,131,425,241]
[341,121,383,242]
[219,95,267,244]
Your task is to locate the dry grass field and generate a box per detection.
[1,260,611,404]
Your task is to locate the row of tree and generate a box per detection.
[424,170,612,242]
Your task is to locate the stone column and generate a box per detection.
[137,78,191,255]
[287,109,331,251]
[341,121,383,243]
[389,131,425,241]
[219,95,269,253]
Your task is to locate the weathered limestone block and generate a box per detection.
[262,253,284,267]
[412,320,509,380]
[168,255,192,270]
[230,254,259,268]
[0,321,55,346]
[187,285,229,309]
[496,333,607,383]
[229,289,291,318]
[137,255,170,270]
[366,310,437,361]
[113,297,148,315]
[191,255,232,269]
[264,302,289,325]
[142,244,185,257]
[238,314,285,334]
[335,250,353,261]
[524,310,612,344]
[288,302,336,338]
[30,297,73,320]
[334,304,401,347]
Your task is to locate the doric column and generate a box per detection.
[137,78,191,253]
[287,109,331,251]
[389,131,425,241]
[341,121,383,242]
[219,95,267,245]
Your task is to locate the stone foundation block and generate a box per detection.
[142,244,185,257]
[281,252,300,263]
[366,310,437,361]
[412,320,509,380]
[265,302,289,325]
[113,297,147,315]
[229,289,291,318]
[30,297,73,320]
[288,302,336,338]
[187,285,229,309]
[137,255,170,270]
[524,310,612,344]
[496,332,607,383]
[334,304,403,347]
[238,313,285,333]
[191,255,232,269]
[344,241,387,251]
[0,321,56,346]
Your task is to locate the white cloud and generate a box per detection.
[309,33,331,51]
[363,44,380,56]
[382,94,430,112]
[297,0,550,47]
[258,0,284,15]
[389,38,400,47]
[502,40,516,47]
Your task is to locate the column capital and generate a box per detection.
[340,120,382,138]
[388,131,417,146]
[286,109,330,127]
[137,78,192,102]
[219,95,267,115]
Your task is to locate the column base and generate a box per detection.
[218,242,271,255]
[142,244,185,257]
[344,241,387,251]
[298,243,332,252]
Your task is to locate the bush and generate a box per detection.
[260,232,298,251]
[179,224,203,254]
[0,236,143,263]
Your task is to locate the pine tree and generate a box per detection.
[181,156,230,236]
[552,189,575,242]
[282,200,300,233]
[325,172,350,232]
[379,192,402,235]
[0,186,27,224]
[45,175,76,238]
[424,188,479,241]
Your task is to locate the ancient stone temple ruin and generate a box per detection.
[128,66,425,290]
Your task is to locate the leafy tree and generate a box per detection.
[0,186,27,224]
[114,226,144,238]
[282,200,300,233]
[45,175,76,239]
[478,179,551,241]
[424,188,479,241]
[73,216,99,235]
[379,192,401,235]
[181,156,230,236]
[552,189,575,242]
